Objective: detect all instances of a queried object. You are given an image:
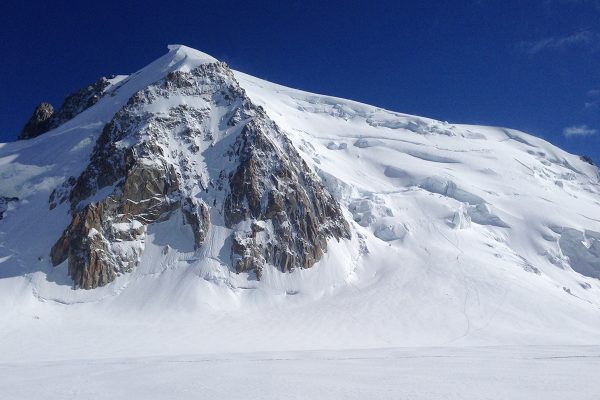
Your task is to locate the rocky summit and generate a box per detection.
[35,52,350,289]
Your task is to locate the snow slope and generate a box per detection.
[3,346,600,400]
[1,45,600,370]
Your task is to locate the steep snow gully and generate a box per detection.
[1,46,600,366]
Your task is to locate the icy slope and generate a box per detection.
[0,45,600,362]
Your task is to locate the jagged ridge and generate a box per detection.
[49,59,350,288]
[18,77,117,140]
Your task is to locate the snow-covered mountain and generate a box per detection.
[1,45,600,363]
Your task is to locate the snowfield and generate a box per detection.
[2,347,600,400]
[1,45,600,399]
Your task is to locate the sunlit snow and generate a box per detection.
[1,45,599,399]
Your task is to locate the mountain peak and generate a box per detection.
[45,56,349,288]
[166,44,218,71]
[0,45,599,348]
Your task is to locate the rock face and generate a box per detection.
[53,77,111,125]
[50,61,350,288]
[224,119,351,278]
[0,197,18,220]
[581,155,595,166]
[18,103,55,140]
[18,77,112,140]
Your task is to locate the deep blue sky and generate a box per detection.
[1,0,599,162]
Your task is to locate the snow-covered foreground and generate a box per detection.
[2,346,599,400]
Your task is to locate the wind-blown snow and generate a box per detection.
[0,46,600,398]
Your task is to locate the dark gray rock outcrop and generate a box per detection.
[581,155,595,166]
[18,77,112,140]
[0,197,18,220]
[224,116,351,278]
[18,103,55,140]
